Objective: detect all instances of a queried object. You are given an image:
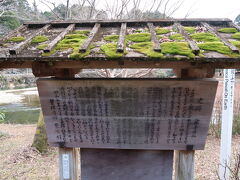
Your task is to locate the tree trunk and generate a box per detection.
[32,110,48,153]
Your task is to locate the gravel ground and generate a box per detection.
[0,124,239,180]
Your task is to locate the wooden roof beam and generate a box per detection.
[79,23,100,53]
[228,22,240,31]
[174,23,200,55]
[0,25,27,42]
[9,24,51,55]
[44,24,75,53]
[201,22,239,53]
[147,23,161,52]
[117,23,127,53]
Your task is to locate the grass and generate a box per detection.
[130,42,163,58]
[231,32,240,40]
[127,33,151,42]
[218,28,238,33]
[31,36,48,43]
[7,36,25,42]
[161,42,195,58]
[184,27,196,34]
[198,42,234,56]
[190,33,220,42]
[103,35,119,42]
[169,33,184,41]
[155,28,171,35]
[100,43,125,58]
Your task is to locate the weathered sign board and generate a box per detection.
[37,78,218,150]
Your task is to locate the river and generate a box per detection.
[0,88,40,124]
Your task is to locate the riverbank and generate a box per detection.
[0,124,239,179]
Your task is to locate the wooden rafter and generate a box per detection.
[44,24,75,53]
[117,23,127,53]
[201,22,239,53]
[147,23,161,52]
[174,23,200,55]
[229,22,240,31]
[79,23,100,53]
[9,24,51,55]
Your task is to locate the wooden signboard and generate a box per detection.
[37,78,218,150]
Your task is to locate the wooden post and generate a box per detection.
[174,150,194,180]
[59,148,79,180]
[174,68,215,180]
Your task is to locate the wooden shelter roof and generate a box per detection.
[1,18,240,69]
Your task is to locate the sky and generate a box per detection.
[28,0,240,21]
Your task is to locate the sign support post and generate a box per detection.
[219,69,235,179]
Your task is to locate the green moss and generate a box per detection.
[190,33,220,42]
[64,34,87,39]
[230,40,240,49]
[7,36,25,42]
[36,44,48,50]
[72,30,90,35]
[42,49,56,57]
[103,35,119,42]
[198,42,233,55]
[184,27,196,34]
[31,36,49,43]
[155,28,171,35]
[100,43,125,58]
[231,32,240,40]
[127,33,151,42]
[169,33,184,41]
[218,28,238,33]
[161,42,195,58]
[130,42,163,58]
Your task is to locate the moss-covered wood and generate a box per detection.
[130,42,163,58]
[7,36,25,42]
[32,111,48,153]
[31,36,49,43]
[126,33,151,42]
[100,43,125,58]
[190,33,220,42]
[218,28,238,33]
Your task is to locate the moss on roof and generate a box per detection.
[218,28,238,33]
[231,32,240,40]
[130,42,163,58]
[161,42,195,58]
[7,36,25,42]
[198,42,233,56]
[184,27,196,34]
[190,32,220,42]
[230,40,240,49]
[126,33,151,42]
[169,33,184,41]
[155,28,171,35]
[36,44,48,50]
[103,35,119,42]
[72,30,90,35]
[31,36,49,43]
[100,43,125,58]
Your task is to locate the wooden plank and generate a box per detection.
[201,22,239,53]
[80,149,173,180]
[79,23,100,53]
[174,23,199,55]
[147,23,161,52]
[9,25,51,55]
[44,24,75,53]
[0,25,27,42]
[174,150,195,180]
[37,78,218,150]
[59,148,79,180]
[116,23,127,53]
[229,22,240,31]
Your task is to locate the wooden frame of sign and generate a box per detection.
[35,67,217,180]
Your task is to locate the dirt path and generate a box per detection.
[0,124,239,180]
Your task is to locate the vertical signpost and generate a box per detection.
[219,69,235,179]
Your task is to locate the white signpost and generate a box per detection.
[219,69,235,180]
